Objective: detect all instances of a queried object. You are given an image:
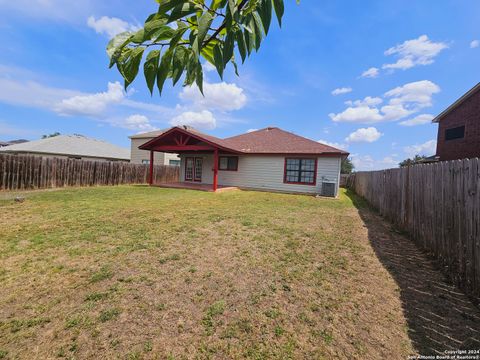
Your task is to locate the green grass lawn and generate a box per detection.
[0,186,413,359]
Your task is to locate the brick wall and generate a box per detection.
[436,87,480,161]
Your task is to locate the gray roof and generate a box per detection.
[129,126,195,139]
[0,139,28,147]
[0,135,130,160]
[129,129,169,139]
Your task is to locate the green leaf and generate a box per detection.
[223,33,234,66]
[144,18,168,38]
[184,52,198,86]
[235,30,246,63]
[244,20,255,55]
[144,50,160,95]
[252,13,263,51]
[158,0,186,14]
[152,26,176,42]
[194,11,214,55]
[227,0,237,17]
[120,47,145,89]
[200,39,218,65]
[107,32,134,68]
[195,61,204,95]
[172,46,188,86]
[131,29,147,44]
[170,25,188,47]
[231,58,239,76]
[213,44,224,79]
[157,49,174,95]
[168,3,198,23]
[259,0,272,35]
[273,0,284,27]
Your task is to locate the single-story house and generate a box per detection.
[140,126,349,197]
[0,139,28,147]
[0,134,130,162]
[129,129,180,166]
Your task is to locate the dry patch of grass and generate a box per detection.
[0,186,414,359]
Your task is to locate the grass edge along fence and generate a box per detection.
[345,158,480,299]
[0,153,179,191]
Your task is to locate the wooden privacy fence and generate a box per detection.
[346,158,480,298]
[0,153,179,191]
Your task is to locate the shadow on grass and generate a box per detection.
[344,189,480,355]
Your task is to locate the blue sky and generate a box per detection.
[0,0,479,170]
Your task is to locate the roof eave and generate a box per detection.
[432,82,480,123]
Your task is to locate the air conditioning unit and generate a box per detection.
[321,182,336,197]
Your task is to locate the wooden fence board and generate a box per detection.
[0,154,180,191]
[346,158,480,299]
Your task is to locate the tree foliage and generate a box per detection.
[107,0,291,95]
[341,157,354,174]
[399,154,428,167]
[42,132,61,139]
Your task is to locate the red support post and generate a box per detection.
[149,151,154,185]
[213,148,218,192]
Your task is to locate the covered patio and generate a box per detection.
[152,182,238,192]
[139,126,241,192]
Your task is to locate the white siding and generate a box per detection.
[179,154,342,196]
[130,138,179,165]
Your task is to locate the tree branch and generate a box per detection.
[203,0,249,47]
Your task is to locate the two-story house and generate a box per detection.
[433,82,480,161]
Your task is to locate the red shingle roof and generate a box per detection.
[223,127,348,155]
[139,126,348,156]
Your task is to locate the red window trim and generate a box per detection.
[218,156,238,171]
[283,157,317,186]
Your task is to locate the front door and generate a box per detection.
[185,157,203,182]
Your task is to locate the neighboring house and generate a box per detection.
[433,82,480,161]
[0,139,28,147]
[140,126,349,197]
[0,135,130,162]
[129,129,180,166]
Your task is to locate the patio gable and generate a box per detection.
[138,127,240,154]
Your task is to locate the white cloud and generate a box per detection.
[345,96,383,107]
[383,35,448,71]
[470,40,479,49]
[350,154,399,171]
[247,128,258,133]
[87,16,138,38]
[54,82,125,117]
[179,82,247,112]
[404,140,437,157]
[399,114,434,126]
[118,114,156,131]
[332,87,352,96]
[384,80,440,108]
[345,127,382,143]
[329,106,383,123]
[329,80,440,124]
[169,110,216,130]
[318,139,349,151]
[361,67,379,78]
